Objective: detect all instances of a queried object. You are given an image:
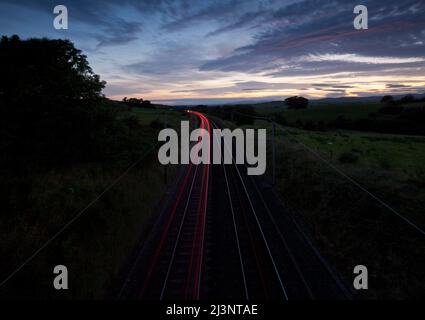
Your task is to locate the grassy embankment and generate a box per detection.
[0,105,184,299]
[245,103,425,299]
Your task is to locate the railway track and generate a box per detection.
[119,112,351,300]
[119,111,211,300]
[209,119,350,300]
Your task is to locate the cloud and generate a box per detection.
[312,83,354,88]
[0,0,147,47]
[167,81,306,96]
[95,19,142,48]
[103,83,151,97]
[302,53,425,65]
[199,0,425,76]
[206,9,269,37]
[386,84,411,88]
[2,0,425,102]
[161,0,244,32]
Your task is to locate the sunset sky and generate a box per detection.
[1,0,425,104]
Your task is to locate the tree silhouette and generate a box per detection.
[399,94,415,104]
[381,95,394,104]
[122,97,154,108]
[0,36,130,167]
[0,35,105,105]
[285,96,309,109]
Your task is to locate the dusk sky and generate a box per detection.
[1,0,425,104]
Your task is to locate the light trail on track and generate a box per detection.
[121,112,350,301]
[140,110,211,300]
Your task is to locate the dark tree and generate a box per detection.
[0,35,105,104]
[123,97,143,106]
[399,94,415,104]
[0,36,125,167]
[123,97,154,108]
[285,96,309,109]
[381,95,394,104]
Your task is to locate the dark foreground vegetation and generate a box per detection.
[0,36,172,298]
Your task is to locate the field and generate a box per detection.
[283,128,425,175]
[254,101,423,123]
[232,102,425,299]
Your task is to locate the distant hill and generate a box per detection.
[173,93,425,109]
[170,93,425,108]
[311,93,425,106]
